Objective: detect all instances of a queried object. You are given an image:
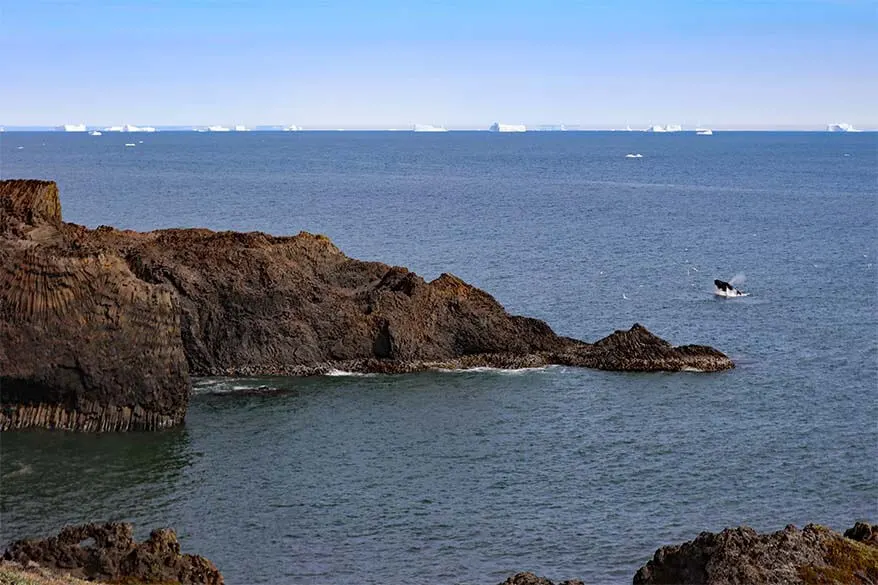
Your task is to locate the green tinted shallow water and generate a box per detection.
[1,132,876,584]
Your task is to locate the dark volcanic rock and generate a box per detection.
[497,572,584,585]
[3,522,223,584]
[634,522,878,585]
[1,180,187,431]
[1,179,733,430]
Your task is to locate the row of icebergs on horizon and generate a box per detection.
[59,124,156,133]
[54,122,867,133]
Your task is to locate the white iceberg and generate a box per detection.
[827,123,861,133]
[413,124,448,132]
[489,122,526,133]
[695,128,713,135]
[89,130,102,136]
[625,153,643,158]
[207,125,231,132]
[645,124,682,133]
[283,125,302,132]
[234,125,249,132]
[59,124,87,132]
[103,124,156,132]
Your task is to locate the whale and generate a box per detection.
[714,279,749,298]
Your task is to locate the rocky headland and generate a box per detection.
[1,179,733,431]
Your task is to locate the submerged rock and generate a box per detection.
[3,522,223,585]
[634,522,878,585]
[497,572,584,585]
[1,180,733,431]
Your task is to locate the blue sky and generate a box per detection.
[1,0,876,128]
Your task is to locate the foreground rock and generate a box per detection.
[1,180,733,431]
[3,522,223,585]
[634,522,878,585]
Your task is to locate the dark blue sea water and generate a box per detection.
[1,131,876,584]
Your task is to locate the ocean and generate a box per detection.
[1,131,876,584]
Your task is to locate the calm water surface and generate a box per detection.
[1,132,876,584]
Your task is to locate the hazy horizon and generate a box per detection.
[1,1,876,129]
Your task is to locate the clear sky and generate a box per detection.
[1,0,876,129]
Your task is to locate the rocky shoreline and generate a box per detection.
[5,521,874,585]
[1,179,733,431]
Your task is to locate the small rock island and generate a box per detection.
[1,180,733,431]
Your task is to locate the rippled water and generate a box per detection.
[1,131,876,584]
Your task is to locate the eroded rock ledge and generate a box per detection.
[3,522,223,585]
[496,522,877,585]
[633,521,878,585]
[1,180,733,431]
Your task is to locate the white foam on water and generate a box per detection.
[324,369,374,377]
[681,366,706,373]
[714,287,749,298]
[2,464,33,478]
[433,366,553,375]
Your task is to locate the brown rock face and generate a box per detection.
[1,181,188,431]
[1,179,733,431]
[3,522,222,585]
[634,522,878,585]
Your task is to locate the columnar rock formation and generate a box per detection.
[1,181,187,430]
[1,180,733,431]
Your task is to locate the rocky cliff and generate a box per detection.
[1,180,733,431]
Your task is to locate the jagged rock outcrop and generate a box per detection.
[3,522,223,585]
[496,572,584,585]
[634,522,878,585]
[1,180,733,430]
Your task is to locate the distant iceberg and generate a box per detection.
[695,128,713,135]
[207,125,231,132]
[532,124,567,132]
[234,125,249,132]
[89,130,102,136]
[283,125,302,132]
[625,153,643,158]
[413,124,448,132]
[104,124,156,133]
[489,122,526,133]
[59,124,87,132]
[645,124,681,133]
[827,123,861,133]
